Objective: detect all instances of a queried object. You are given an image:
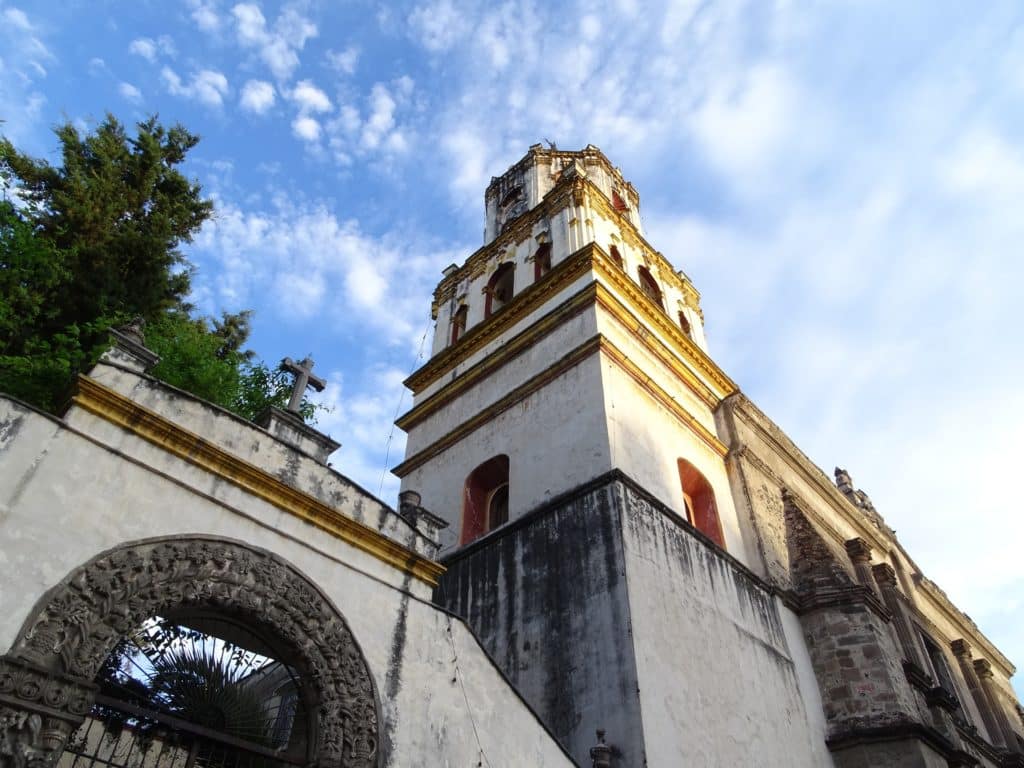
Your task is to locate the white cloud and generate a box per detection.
[189,0,221,32]
[239,79,275,113]
[0,5,53,141]
[292,116,321,142]
[3,7,31,30]
[129,37,157,62]
[129,35,175,62]
[118,82,143,103]
[325,46,358,75]
[408,0,470,52]
[231,2,317,80]
[290,79,331,113]
[162,66,229,107]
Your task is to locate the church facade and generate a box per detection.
[1,145,1021,767]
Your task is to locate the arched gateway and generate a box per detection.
[0,537,379,768]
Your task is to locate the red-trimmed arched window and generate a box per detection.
[612,190,628,212]
[461,454,510,544]
[678,458,725,548]
[450,304,468,344]
[638,266,663,310]
[678,310,692,338]
[609,245,623,269]
[534,244,552,282]
[485,262,515,318]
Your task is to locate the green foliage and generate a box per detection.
[147,312,323,423]
[1,114,212,323]
[1,115,323,424]
[0,115,213,410]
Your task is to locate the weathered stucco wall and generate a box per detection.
[0,396,574,767]
[617,482,834,768]
[400,353,613,553]
[438,473,836,767]
[436,477,644,767]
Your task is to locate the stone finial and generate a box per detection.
[101,318,161,373]
[590,729,612,768]
[845,538,872,564]
[871,563,897,587]
[835,467,855,496]
[396,489,449,552]
[117,316,147,346]
[973,658,994,679]
[950,639,972,659]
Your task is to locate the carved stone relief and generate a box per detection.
[5,537,380,768]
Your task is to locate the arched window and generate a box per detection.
[612,189,628,212]
[485,262,515,318]
[678,310,692,338]
[461,454,510,544]
[534,244,552,281]
[609,245,623,269]
[638,266,663,310]
[451,304,468,344]
[678,458,725,548]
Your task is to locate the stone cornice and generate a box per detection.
[724,392,1015,680]
[433,172,700,313]
[724,394,891,551]
[915,577,1014,678]
[407,243,596,394]
[394,333,727,478]
[408,242,734,401]
[72,376,446,587]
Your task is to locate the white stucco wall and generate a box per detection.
[0,396,574,767]
[618,489,834,767]
[400,354,613,554]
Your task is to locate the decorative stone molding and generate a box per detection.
[10,537,380,768]
[0,657,95,768]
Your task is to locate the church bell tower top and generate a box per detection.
[483,144,642,244]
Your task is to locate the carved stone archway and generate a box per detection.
[0,536,379,768]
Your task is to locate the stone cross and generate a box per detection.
[282,356,326,414]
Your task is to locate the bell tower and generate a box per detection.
[390,146,827,767]
[394,144,740,555]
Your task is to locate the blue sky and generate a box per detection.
[4,1,1022,694]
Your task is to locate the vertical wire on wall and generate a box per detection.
[378,314,432,497]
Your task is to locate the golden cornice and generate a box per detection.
[394,332,725,477]
[592,283,719,408]
[399,279,722,433]
[407,242,597,394]
[397,284,599,431]
[394,336,604,477]
[591,248,735,398]
[410,242,735,403]
[597,337,728,458]
[433,177,586,302]
[72,376,445,587]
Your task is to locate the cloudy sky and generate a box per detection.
[3,1,1021,693]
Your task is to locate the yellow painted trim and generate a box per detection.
[397,284,599,431]
[394,332,727,477]
[592,283,720,408]
[406,243,597,394]
[394,336,604,477]
[73,376,445,587]
[596,337,729,458]
[590,250,737,398]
